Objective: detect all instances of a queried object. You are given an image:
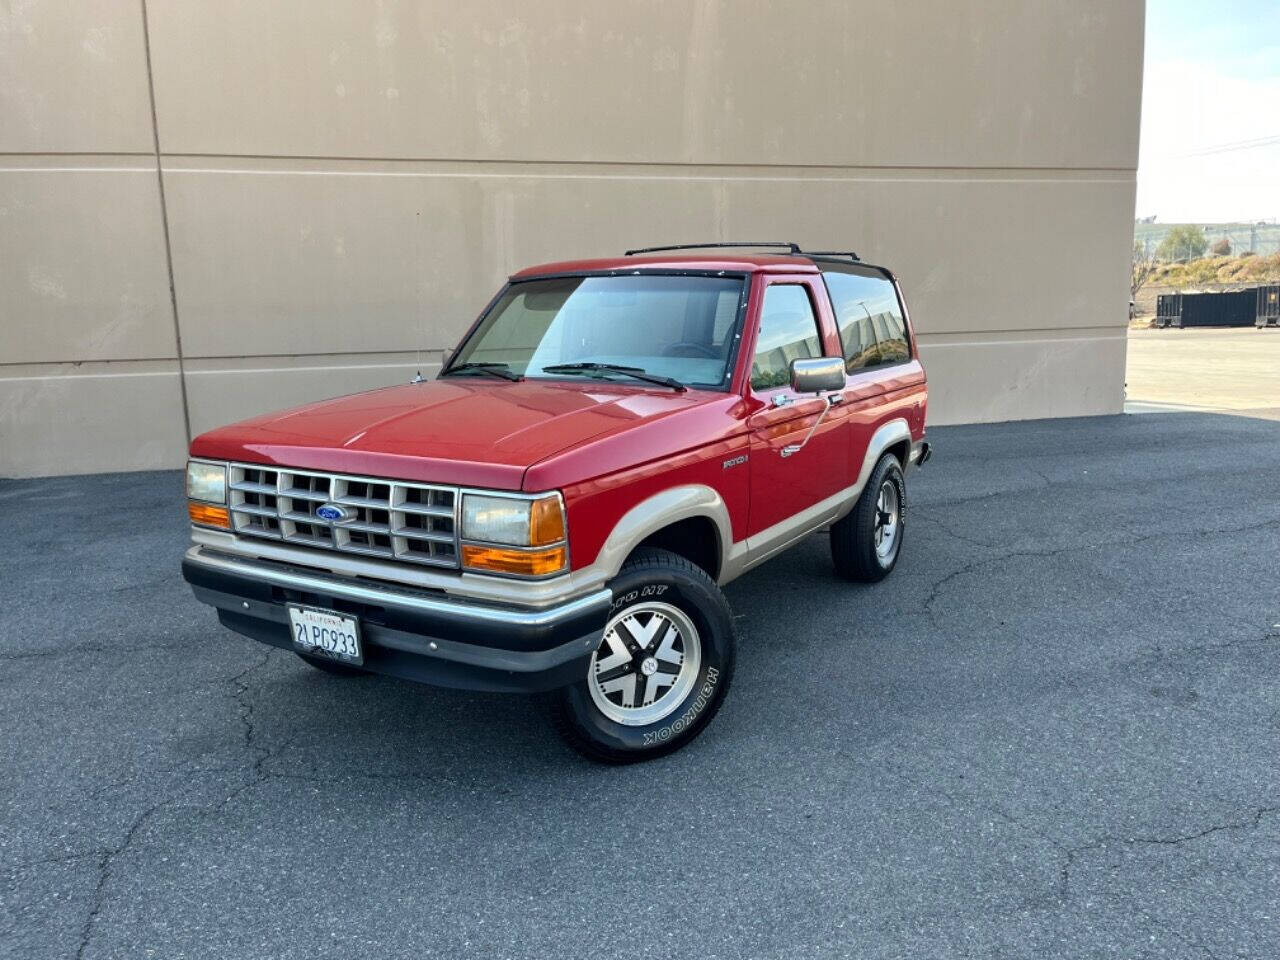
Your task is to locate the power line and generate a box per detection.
[1174,132,1280,158]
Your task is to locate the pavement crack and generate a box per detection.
[1123,515,1280,550]
[210,651,279,809]
[25,652,282,956]
[871,757,1074,913]
[230,651,272,757]
[1057,805,1280,903]
[264,768,440,787]
[86,761,240,801]
[108,576,177,594]
[1125,804,1280,848]
[1133,905,1222,960]
[916,513,999,550]
[75,799,172,960]
[203,651,350,812]
[916,517,1280,624]
[0,640,192,663]
[1056,838,1109,902]
[1146,628,1280,665]
[10,849,105,874]
[921,545,1068,624]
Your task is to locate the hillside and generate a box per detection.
[1147,252,1280,289]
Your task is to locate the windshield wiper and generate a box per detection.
[540,363,686,392]
[440,362,523,382]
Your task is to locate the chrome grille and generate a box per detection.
[228,463,459,568]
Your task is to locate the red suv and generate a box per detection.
[182,242,929,762]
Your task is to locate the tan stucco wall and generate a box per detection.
[0,0,1143,477]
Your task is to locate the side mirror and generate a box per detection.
[790,356,845,394]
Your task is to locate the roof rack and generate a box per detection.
[624,241,800,256]
[623,241,859,262]
[801,250,861,262]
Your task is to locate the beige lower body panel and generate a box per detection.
[719,418,912,585]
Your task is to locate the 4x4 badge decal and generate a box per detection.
[722,455,748,470]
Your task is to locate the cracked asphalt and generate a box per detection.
[3,411,1279,959]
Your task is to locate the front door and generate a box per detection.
[745,278,851,537]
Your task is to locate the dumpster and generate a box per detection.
[1155,293,1181,328]
[1258,285,1280,328]
[1155,290,1256,329]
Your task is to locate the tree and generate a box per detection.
[1156,225,1208,262]
[1131,240,1157,300]
[1210,237,1231,256]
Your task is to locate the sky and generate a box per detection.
[1135,0,1280,223]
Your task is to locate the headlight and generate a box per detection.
[462,493,564,546]
[186,460,227,503]
[460,493,567,576]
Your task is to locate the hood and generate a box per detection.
[189,378,719,490]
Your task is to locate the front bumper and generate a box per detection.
[182,547,611,693]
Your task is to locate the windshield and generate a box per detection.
[448,274,747,390]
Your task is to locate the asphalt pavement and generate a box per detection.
[3,411,1279,959]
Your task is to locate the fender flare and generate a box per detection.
[848,418,913,508]
[590,484,733,583]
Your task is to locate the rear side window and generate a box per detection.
[751,285,822,391]
[823,268,910,372]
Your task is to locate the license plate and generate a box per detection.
[287,605,362,665]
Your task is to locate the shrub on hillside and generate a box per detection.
[1151,251,1280,288]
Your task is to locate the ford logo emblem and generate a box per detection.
[315,503,349,523]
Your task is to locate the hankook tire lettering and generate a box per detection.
[643,666,719,746]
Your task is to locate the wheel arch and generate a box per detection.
[885,437,911,469]
[633,516,723,580]
[592,485,732,584]
[854,418,913,492]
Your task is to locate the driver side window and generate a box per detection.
[751,285,822,391]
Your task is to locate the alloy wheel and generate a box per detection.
[588,602,702,726]
[874,479,900,561]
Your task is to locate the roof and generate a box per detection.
[510,253,822,279]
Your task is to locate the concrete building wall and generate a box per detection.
[1,0,1144,477]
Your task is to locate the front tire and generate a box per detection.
[548,548,736,764]
[830,453,906,582]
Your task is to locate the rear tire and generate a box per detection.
[830,453,906,582]
[295,652,364,677]
[548,548,736,764]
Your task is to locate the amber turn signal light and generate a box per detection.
[529,495,566,547]
[462,544,566,577]
[188,502,230,529]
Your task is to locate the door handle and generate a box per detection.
[780,394,838,458]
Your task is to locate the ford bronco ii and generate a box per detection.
[182,242,930,762]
